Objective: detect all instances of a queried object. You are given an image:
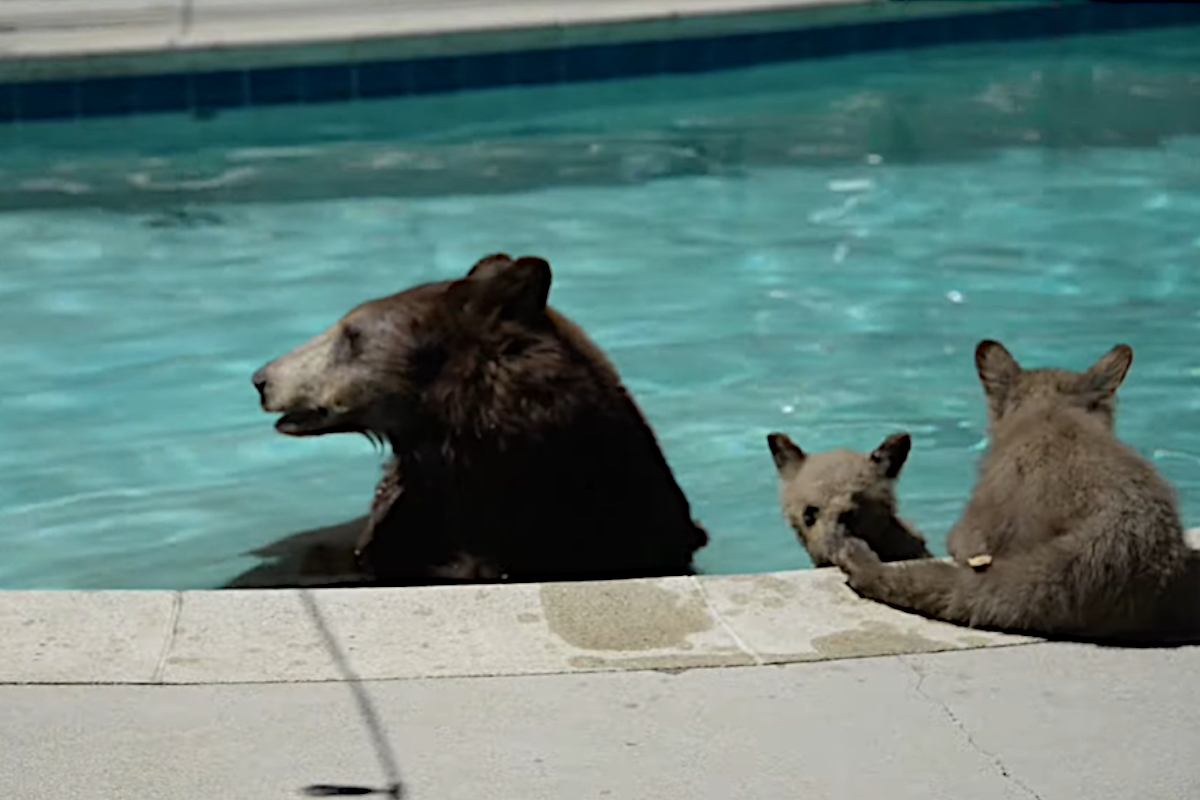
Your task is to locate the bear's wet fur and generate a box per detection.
[829,340,1200,644]
[767,431,931,568]
[232,253,707,588]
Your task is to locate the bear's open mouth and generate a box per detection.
[275,408,333,436]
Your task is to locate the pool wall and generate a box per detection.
[1,1,1199,123]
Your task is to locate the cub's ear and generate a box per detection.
[869,432,911,479]
[449,256,552,322]
[975,339,1021,399]
[1082,344,1133,397]
[767,433,805,480]
[466,253,513,279]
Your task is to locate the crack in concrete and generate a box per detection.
[900,655,1044,800]
[151,591,184,683]
[691,576,765,666]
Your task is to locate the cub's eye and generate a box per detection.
[802,505,819,528]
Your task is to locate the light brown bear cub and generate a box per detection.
[767,432,932,568]
[830,340,1196,643]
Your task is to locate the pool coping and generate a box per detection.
[0,1,1041,72]
[5,528,1198,686]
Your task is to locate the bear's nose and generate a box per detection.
[252,369,269,402]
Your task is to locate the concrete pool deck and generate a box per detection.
[4,543,1200,799]
[7,531,1199,688]
[8,643,1200,800]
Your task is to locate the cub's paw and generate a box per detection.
[829,535,883,579]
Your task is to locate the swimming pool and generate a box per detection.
[2,24,1199,589]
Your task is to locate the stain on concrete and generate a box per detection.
[812,621,953,659]
[707,575,801,611]
[540,581,714,651]
[517,612,541,624]
[747,574,802,599]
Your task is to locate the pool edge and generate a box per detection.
[7,526,1200,685]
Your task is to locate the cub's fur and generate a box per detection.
[830,340,1198,643]
[767,432,931,567]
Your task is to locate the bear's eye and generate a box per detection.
[341,325,364,359]
[410,344,447,384]
[802,506,819,528]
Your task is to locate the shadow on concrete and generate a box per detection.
[297,589,405,799]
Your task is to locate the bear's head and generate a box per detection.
[973,339,1133,434]
[252,254,561,447]
[766,432,926,567]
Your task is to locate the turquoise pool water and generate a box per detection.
[2,27,1200,589]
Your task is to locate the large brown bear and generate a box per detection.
[231,253,708,588]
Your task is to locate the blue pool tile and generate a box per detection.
[0,84,14,123]
[766,29,811,62]
[458,52,511,91]
[859,19,910,52]
[891,15,952,49]
[660,37,712,74]
[79,76,138,117]
[301,64,354,102]
[191,70,247,111]
[563,42,659,83]
[562,45,613,82]
[614,41,662,78]
[957,9,1036,43]
[722,31,798,69]
[1087,2,1134,32]
[708,33,759,71]
[249,68,302,105]
[506,48,562,86]
[1048,6,1091,37]
[809,24,861,59]
[1101,2,1186,31]
[407,57,460,95]
[16,81,77,121]
[356,61,410,98]
[131,74,189,113]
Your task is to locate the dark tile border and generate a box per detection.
[0,2,1197,124]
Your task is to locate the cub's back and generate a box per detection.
[980,406,1181,544]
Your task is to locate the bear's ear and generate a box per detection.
[1081,344,1133,397]
[466,253,513,279]
[975,339,1021,400]
[869,432,911,479]
[449,256,552,322]
[767,433,805,479]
